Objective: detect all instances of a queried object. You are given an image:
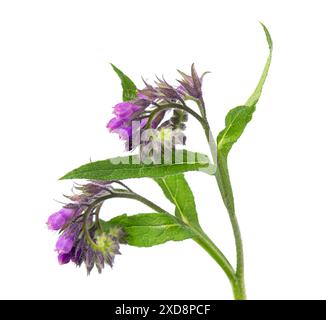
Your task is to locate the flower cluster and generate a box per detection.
[48,64,208,273]
[47,181,126,274]
[107,64,207,153]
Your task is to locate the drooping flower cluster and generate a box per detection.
[47,181,126,274]
[107,64,207,153]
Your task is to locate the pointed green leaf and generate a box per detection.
[101,213,194,247]
[217,104,256,156]
[217,23,272,158]
[110,63,137,101]
[155,174,200,228]
[245,22,273,107]
[60,150,210,180]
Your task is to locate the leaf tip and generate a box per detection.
[58,173,68,180]
[110,62,118,71]
[59,170,75,180]
[259,21,273,50]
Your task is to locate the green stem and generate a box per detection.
[198,104,246,300]
[217,157,246,299]
[194,232,238,295]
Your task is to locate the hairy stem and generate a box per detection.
[198,103,246,300]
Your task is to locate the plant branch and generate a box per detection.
[81,188,237,293]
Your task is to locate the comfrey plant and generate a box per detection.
[47,24,272,300]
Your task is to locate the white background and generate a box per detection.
[0,0,325,300]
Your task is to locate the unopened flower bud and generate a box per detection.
[47,208,75,231]
[56,235,74,254]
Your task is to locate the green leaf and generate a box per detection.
[217,105,256,156]
[245,22,273,107]
[155,174,200,228]
[101,213,194,247]
[110,63,137,101]
[60,150,210,180]
[217,23,273,158]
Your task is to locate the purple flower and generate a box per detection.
[107,102,150,150]
[107,117,124,131]
[107,103,140,134]
[116,125,132,141]
[113,102,140,119]
[49,180,128,273]
[47,213,65,231]
[107,65,205,152]
[58,253,71,265]
[56,235,74,254]
[47,208,75,231]
[56,221,124,274]
[107,68,204,152]
[108,102,141,126]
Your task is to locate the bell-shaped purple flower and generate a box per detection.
[56,235,74,254]
[47,208,75,231]
[113,102,140,119]
[47,213,65,231]
[106,117,124,131]
[107,101,150,150]
[58,253,71,265]
[107,103,139,135]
